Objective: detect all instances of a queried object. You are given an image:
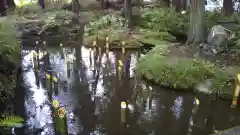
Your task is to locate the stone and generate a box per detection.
[207,25,232,53]
[195,79,213,95]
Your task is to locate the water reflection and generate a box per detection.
[21,45,240,135]
[22,51,54,135]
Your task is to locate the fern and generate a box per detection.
[0,116,24,128]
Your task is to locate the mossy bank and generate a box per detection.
[136,44,240,100]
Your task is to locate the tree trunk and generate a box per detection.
[100,0,105,9]
[124,0,133,28]
[162,0,170,6]
[172,0,182,11]
[179,96,194,135]
[7,0,15,8]
[181,0,187,10]
[0,0,7,16]
[187,0,205,44]
[72,0,80,14]
[38,0,45,9]
[223,0,233,15]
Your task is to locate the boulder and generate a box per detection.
[207,25,232,53]
[195,79,213,95]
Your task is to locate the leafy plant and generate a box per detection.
[0,116,24,128]
[85,13,126,36]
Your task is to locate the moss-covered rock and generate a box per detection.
[136,45,236,99]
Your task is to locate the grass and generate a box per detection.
[136,45,236,99]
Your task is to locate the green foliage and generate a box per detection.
[140,7,188,34]
[0,19,20,66]
[136,46,234,99]
[0,116,24,128]
[85,13,125,36]
[0,18,20,103]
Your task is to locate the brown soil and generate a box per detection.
[166,43,240,66]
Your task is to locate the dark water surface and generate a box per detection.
[19,45,240,135]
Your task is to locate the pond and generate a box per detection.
[15,41,240,135]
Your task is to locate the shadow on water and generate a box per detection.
[19,42,240,135]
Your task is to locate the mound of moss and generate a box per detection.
[136,45,236,99]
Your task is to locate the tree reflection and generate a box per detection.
[179,94,194,135]
[72,25,97,134]
[155,90,177,135]
[98,50,146,134]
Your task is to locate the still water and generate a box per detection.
[19,45,240,135]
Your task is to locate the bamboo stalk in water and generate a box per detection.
[52,100,68,135]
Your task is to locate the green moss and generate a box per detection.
[136,29,175,45]
[136,45,235,99]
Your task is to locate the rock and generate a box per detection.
[195,79,213,95]
[207,25,232,53]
